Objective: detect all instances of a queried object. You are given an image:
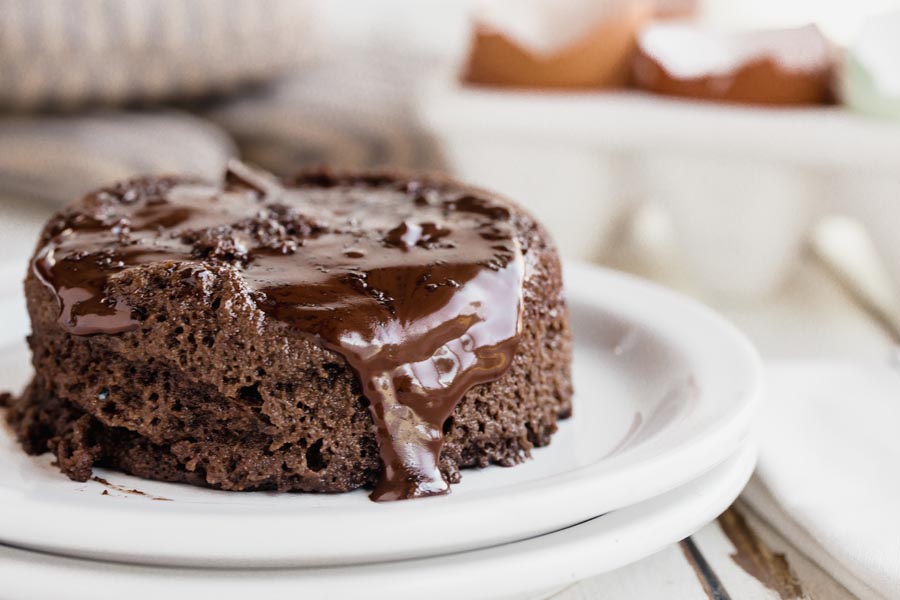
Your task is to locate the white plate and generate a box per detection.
[0,441,757,600]
[0,263,762,567]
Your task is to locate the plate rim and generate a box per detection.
[0,441,758,600]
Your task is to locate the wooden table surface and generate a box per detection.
[550,210,895,600]
[1,199,887,600]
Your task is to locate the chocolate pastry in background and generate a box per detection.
[463,0,652,89]
[5,161,572,502]
[632,23,834,106]
[651,0,697,19]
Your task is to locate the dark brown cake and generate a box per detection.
[5,161,572,501]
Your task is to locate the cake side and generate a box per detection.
[6,168,572,495]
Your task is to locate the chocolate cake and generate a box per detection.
[5,161,572,501]
[632,23,833,106]
[463,0,652,90]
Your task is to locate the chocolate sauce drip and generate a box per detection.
[33,162,524,501]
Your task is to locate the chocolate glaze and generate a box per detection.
[32,162,525,501]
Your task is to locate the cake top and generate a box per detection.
[33,161,526,501]
[637,23,831,80]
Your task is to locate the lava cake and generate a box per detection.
[4,161,572,501]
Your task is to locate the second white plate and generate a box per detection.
[0,442,757,600]
[0,263,762,567]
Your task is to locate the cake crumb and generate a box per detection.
[91,476,173,502]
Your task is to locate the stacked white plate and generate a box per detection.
[0,263,762,600]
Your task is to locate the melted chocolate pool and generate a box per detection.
[32,162,525,501]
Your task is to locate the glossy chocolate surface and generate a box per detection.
[32,162,525,501]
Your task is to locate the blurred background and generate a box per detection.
[3,0,900,361]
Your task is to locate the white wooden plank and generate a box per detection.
[692,508,858,600]
[549,543,710,600]
[736,503,858,600]
[692,515,787,600]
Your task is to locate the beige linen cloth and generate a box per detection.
[0,0,314,110]
[0,112,236,206]
[203,46,446,174]
[0,0,303,216]
[0,1,443,208]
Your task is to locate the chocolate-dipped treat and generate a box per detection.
[463,0,652,89]
[652,0,697,19]
[5,161,572,501]
[632,23,833,106]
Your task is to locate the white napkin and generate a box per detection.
[743,361,900,600]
